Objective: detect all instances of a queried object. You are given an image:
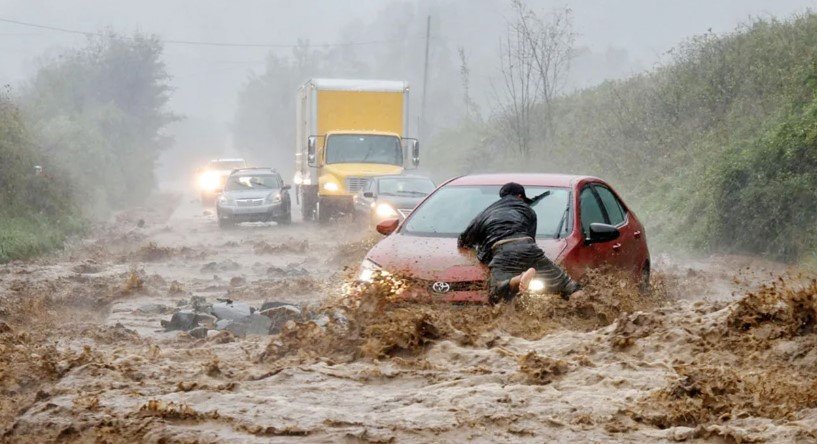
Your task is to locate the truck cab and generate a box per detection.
[294,79,419,222]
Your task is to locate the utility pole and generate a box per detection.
[420,15,431,140]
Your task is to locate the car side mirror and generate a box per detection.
[401,138,419,169]
[585,223,620,244]
[307,136,317,167]
[281,185,291,191]
[376,218,399,236]
[363,191,374,198]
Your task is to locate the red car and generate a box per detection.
[359,173,650,302]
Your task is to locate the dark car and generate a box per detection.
[354,174,436,223]
[216,168,292,228]
[360,173,650,302]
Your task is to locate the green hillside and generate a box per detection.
[429,14,817,261]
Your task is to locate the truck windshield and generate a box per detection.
[325,135,402,166]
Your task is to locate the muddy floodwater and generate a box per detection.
[2,195,816,442]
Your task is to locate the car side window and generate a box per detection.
[594,185,626,226]
[579,186,606,235]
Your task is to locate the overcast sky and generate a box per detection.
[1,0,813,156]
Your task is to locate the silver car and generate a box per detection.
[216,168,292,228]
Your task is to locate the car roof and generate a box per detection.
[230,167,278,175]
[210,158,245,162]
[446,173,599,188]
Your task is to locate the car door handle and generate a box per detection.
[612,243,622,251]
[634,231,642,239]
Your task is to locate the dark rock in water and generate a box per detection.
[212,301,252,321]
[201,259,241,273]
[161,310,198,331]
[260,305,301,334]
[136,303,173,315]
[219,319,247,337]
[190,296,212,313]
[195,313,217,329]
[260,301,297,312]
[246,313,273,335]
[188,326,208,339]
[230,276,247,287]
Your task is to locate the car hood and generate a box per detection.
[376,195,425,210]
[367,233,568,282]
[223,189,279,199]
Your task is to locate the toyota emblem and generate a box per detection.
[431,281,451,294]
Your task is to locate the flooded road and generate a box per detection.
[1,195,815,442]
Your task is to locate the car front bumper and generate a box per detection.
[217,202,287,222]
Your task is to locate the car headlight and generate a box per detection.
[323,181,340,192]
[198,171,221,192]
[358,258,382,283]
[217,195,234,206]
[375,203,398,218]
[528,278,546,293]
[266,193,282,204]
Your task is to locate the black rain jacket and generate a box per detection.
[457,196,536,264]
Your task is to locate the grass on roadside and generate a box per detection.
[0,213,85,262]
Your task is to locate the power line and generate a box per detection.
[0,17,413,48]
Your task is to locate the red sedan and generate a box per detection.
[359,174,650,302]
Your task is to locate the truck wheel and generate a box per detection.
[300,196,314,221]
[317,201,331,223]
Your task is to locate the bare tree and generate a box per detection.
[493,1,575,157]
[457,46,480,123]
[512,1,575,134]
[493,23,541,158]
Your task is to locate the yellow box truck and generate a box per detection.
[294,79,419,222]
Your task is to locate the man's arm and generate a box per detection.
[458,212,485,249]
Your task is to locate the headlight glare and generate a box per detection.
[528,278,546,293]
[375,203,398,218]
[323,181,340,192]
[358,259,381,283]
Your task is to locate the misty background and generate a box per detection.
[1,0,810,182]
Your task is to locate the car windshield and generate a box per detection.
[224,174,280,191]
[210,160,245,170]
[403,185,570,238]
[378,177,435,196]
[325,135,402,165]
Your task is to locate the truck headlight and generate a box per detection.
[323,181,340,192]
[358,259,382,283]
[375,203,398,218]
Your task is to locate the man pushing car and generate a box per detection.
[458,182,584,303]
